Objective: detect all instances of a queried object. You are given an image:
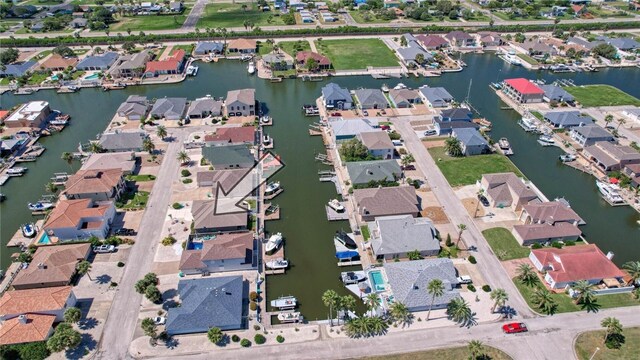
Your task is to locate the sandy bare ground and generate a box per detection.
[462,197,485,218]
[421,206,449,224]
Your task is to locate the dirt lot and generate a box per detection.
[462,198,485,217]
[421,206,449,224]
[422,139,446,148]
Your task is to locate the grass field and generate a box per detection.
[517,53,539,65]
[278,40,311,57]
[427,147,524,187]
[564,85,640,107]
[117,191,150,209]
[27,72,49,85]
[348,10,395,24]
[110,12,189,31]
[482,227,530,260]
[172,44,194,54]
[315,39,398,70]
[575,327,640,360]
[197,3,285,28]
[126,174,156,182]
[363,346,512,360]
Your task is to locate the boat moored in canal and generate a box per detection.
[265,232,283,253]
[186,65,199,76]
[596,180,625,205]
[559,154,577,162]
[537,135,555,146]
[327,199,345,213]
[248,61,256,75]
[7,167,27,176]
[277,311,303,323]
[518,117,539,132]
[265,181,280,195]
[498,138,514,155]
[28,201,55,212]
[334,230,357,249]
[340,271,366,285]
[266,258,289,270]
[270,295,297,310]
[21,223,36,238]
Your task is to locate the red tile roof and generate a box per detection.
[204,126,256,144]
[504,78,544,95]
[145,49,185,73]
[0,313,55,345]
[0,110,9,120]
[416,35,449,48]
[44,199,111,230]
[0,286,73,315]
[295,51,331,66]
[531,244,625,284]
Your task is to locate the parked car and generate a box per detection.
[478,195,490,207]
[331,112,342,117]
[401,165,416,171]
[94,244,116,253]
[502,322,528,334]
[115,228,135,236]
[424,129,437,136]
[457,275,472,284]
[380,124,391,130]
[153,316,166,325]
[362,110,369,116]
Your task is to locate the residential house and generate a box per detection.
[39,54,78,71]
[11,244,91,290]
[179,232,256,275]
[43,199,116,241]
[110,50,152,78]
[227,38,257,54]
[202,144,255,169]
[80,152,137,174]
[518,201,584,226]
[98,130,146,152]
[0,286,76,323]
[345,160,402,186]
[539,85,575,103]
[328,118,379,141]
[529,244,625,289]
[191,200,248,233]
[597,36,640,51]
[452,128,489,156]
[369,215,440,260]
[622,108,640,123]
[357,131,394,159]
[571,4,588,16]
[570,124,614,147]
[187,96,223,119]
[544,111,593,129]
[433,108,475,136]
[444,31,475,47]
[204,127,256,146]
[3,101,50,129]
[415,34,449,50]
[150,97,187,120]
[64,168,126,202]
[353,185,419,221]
[144,49,186,77]
[322,83,352,110]
[0,139,22,157]
[194,41,224,56]
[69,17,88,28]
[295,51,332,71]
[623,163,640,188]
[353,89,389,109]
[396,39,432,67]
[567,36,603,51]
[166,276,246,335]
[478,32,505,47]
[583,141,640,172]
[389,88,422,108]
[480,172,540,211]
[512,200,585,246]
[503,78,544,103]
[75,52,119,71]
[116,95,149,120]
[518,39,557,57]
[169,1,183,12]
[225,89,256,117]
[419,86,454,108]
[196,168,248,189]
[0,314,56,346]
[384,259,460,312]
[262,53,294,71]
[0,61,36,78]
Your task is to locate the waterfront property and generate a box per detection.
[353,88,389,110]
[226,38,257,54]
[512,221,582,246]
[166,276,246,335]
[187,96,223,119]
[144,49,187,77]
[353,185,419,221]
[328,118,379,141]
[75,52,119,71]
[419,86,454,108]
[202,144,255,169]
[539,85,575,104]
[196,168,248,190]
[80,152,137,174]
[295,51,332,71]
[149,97,187,120]
[98,131,147,152]
[384,259,460,312]
[116,95,149,121]
[0,61,36,78]
[502,78,544,104]
[194,41,224,56]
[569,124,615,147]
[434,108,477,136]
[3,101,50,129]
[322,83,353,110]
[452,128,489,156]
[389,88,422,108]
[369,215,440,260]
[191,200,248,233]
[204,126,256,146]
[583,141,640,172]
[444,31,476,48]
[64,168,126,202]
[481,173,539,211]
[345,160,401,186]
[39,54,78,72]
[564,85,640,107]
[0,286,76,323]
[225,89,256,117]
[543,111,593,129]
[395,35,433,67]
[314,38,399,70]
[357,131,394,159]
[262,53,295,71]
[179,232,256,275]
[529,244,626,290]
[43,199,116,241]
[11,243,91,290]
[0,313,56,346]
[624,164,640,188]
[415,34,449,50]
[110,50,153,79]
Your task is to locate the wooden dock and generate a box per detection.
[309,129,323,136]
[6,220,44,248]
[326,203,349,221]
[264,188,284,200]
[0,263,22,295]
[337,260,362,267]
[264,203,280,221]
[264,244,286,275]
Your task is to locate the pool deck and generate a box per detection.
[6,219,44,248]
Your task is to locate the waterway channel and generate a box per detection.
[1,55,639,320]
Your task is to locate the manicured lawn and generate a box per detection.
[531,111,543,121]
[21,0,64,5]
[0,78,11,85]
[273,69,297,78]
[427,147,524,187]
[197,3,285,28]
[172,44,194,54]
[315,39,399,70]
[117,191,150,209]
[482,227,530,260]
[517,53,539,65]
[70,71,86,80]
[278,40,311,57]
[348,10,394,24]
[360,225,370,241]
[110,12,189,31]
[125,174,156,182]
[363,346,512,360]
[27,72,49,85]
[575,327,640,360]
[564,85,640,107]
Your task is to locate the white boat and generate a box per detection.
[518,117,539,132]
[501,51,522,66]
[327,199,345,212]
[341,271,366,285]
[262,135,272,145]
[241,54,252,61]
[596,180,625,204]
[498,138,513,155]
[381,84,389,92]
[6,167,27,176]
[260,116,271,124]
[559,154,576,162]
[248,61,256,75]
[277,311,303,323]
[265,181,280,194]
[393,83,407,90]
[265,232,283,253]
[186,65,199,76]
[538,135,555,146]
[21,223,36,238]
[28,201,54,212]
[50,118,69,125]
[270,295,297,310]
[266,258,289,270]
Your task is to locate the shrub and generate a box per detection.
[532,243,543,249]
[182,178,193,184]
[398,148,407,155]
[249,291,258,302]
[181,169,191,177]
[254,334,266,345]
[253,325,261,331]
[482,285,491,292]
[231,334,240,343]
[564,240,576,246]
[181,241,187,249]
[468,255,477,264]
[276,335,285,343]
[240,339,251,347]
[445,234,453,247]
[467,284,476,292]
[551,241,563,249]
[117,261,125,267]
[110,282,118,287]
[249,301,257,311]
[172,202,183,209]
[161,236,177,246]
[104,236,123,245]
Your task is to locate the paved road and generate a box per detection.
[182,0,207,29]
[96,130,186,360]
[392,119,535,318]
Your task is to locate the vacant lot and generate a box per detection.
[362,346,512,360]
[315,39,399,70]
[483,227,530,260]
[110,12,189,31]
[564,85,640,107]
[197,3,285,28]
[575,327,640,360]
[428,147,523,187]
[279,40,311,57]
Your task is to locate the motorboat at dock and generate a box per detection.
[498,138,513,156]
[266,258,289,270]
[559,154,577,162]
[265,232,283,253]
[28,201,55,212]
[340,271,366,285]
[21,223,36,238]
[270,295,297,310]
[277,311,303,323]
[327,199,345,213]
[6,167,27,176]
[537,135,555,146]
[596,180,625,205]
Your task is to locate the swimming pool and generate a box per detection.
[369,270,386,292]
[37,233,51,245]
[84,73,100,80]
[187,242,203,250]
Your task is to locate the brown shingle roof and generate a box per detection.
[0,286,73,315]
[295,51,331,66]
[0,314,55,346]
[227,38,257,50]
[513,222,582,242]
[358,131,394,150]
[204,126,255,144]
[64,168,123,197]
[179,232,254,271]
[191,200,248,231]
[196,168,248,191]
[522,201,583,224]
[39,54,78,70]
[12,244,91,289]
[483,173,538,205]
[44,199,112,230]
[354,186,418,217]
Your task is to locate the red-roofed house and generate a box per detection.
[503,78,544,103]
[43,199,116,241]
[529,244,626,289]
[295,51,332,71]
[0,286,76,323]
[415,35,449,50]
[0,314,56,346]
[204,126,256,145]
[144,49,186,77]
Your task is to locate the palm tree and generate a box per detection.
[340,295,357,323]
[426,279,445,321]
[365,293,380,314]
[89,142,104,153]
[516,263,539,287]
[622,260,640,286]
[156,125,167,140]
[207,327,224,345]
[322,289,340,326]
[601,317,623,342]
[367,316,388,336]
[468,340,485,360]
[571,280,595,305]
[45,181,58,194]
[531,288,556,315]
[76,260,93,281]
[61,152,74,170]
[177,151,191,166]
[444,137,463,157]
[604,114,614,128]
[490,288,509,313]
[401,153,415,167]
[64,307,82,324]
[446,297,475,327]
[388,302,412,326]
[142,138,155,154]
[456,223,467,248]
[616,118,626,131]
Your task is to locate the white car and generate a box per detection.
[154,316,166,325]
[424,129,437,136]
[93,244,116,253]
[457,275,472,284]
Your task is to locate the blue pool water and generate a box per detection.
[84,73,99,80]
[369,270,386,292]
[187,242,203,250]
[38,233,51,245]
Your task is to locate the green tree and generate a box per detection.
[400,35,407,47]
[456,223,467,248]
[63,307,82,324]
[427,279,445,321]
[0,48,19,65]
[468,340,486,360]
[89,142,104,153]
[145,285,162,303]
[365,292,380,314]
[76,260,92,281]
[52,46,75,57]
[135,273,158,293]
[401,153,415,167]
[517,263,539,287]
[340,295,357,322]
[407,249,422,260]
[446,297,475,327]
[177,150,191,166]
[444,137,463,157]
[46,323,81,353]
[388,301,412,326]
[142,138,155,154]
[490,288,509,313]
[616,118,626,131]
[156,125,167,140]
[601,317,624,349]
[571,280,595,305]
[322,289,340,326]
[61,152,74,170]
[591,43,618,60]
[207,327,224,345]
[604,114,614,128]
[141,318,158,338]
[339,138,373,162]
[45,181,58,194]
[531,288,557,315]
[305,57,319,72]
[622,260,640,286]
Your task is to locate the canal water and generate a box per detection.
[1,55,639,320]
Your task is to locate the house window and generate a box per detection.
[243,106,246,110]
